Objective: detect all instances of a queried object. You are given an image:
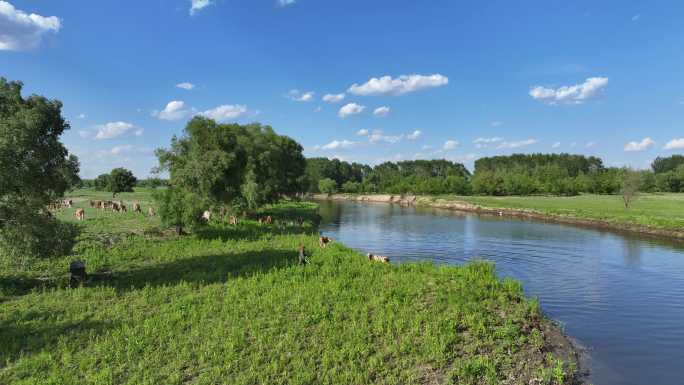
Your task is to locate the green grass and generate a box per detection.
[427,193,684,231]
[0,189,577,385]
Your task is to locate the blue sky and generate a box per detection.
[2,0,683,178]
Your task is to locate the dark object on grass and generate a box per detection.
[298,244,308,265]
[69,260,87,288]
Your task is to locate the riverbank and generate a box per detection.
[0,189,582,384]
[314,193,684,241]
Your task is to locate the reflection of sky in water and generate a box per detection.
[318,200,684,385]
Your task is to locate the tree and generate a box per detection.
[108,168,137,197]
[94,173,110,191]
[622,169,641,209]
[154,187,205,235]
[154,118,306,232]
[318,178,337,195]
[0,78,80,258]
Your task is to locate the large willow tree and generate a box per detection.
[155,117,306,233]
[0,78,80,259]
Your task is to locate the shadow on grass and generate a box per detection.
[91,248,300,291]
[0,311,116,369]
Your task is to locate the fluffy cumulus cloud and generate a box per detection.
[338,102,365,118]
[529,77,608,105]
[322,93,345,103]
[94,121,135,140]
[664,138,684,150]
[624,137,655,152]
[0,1,60,51]
[152,100,193,121]
[176,82,195,90]
[443,140,459,150]
[287,89,315,102]
[356,128,369,136]
[200,104,248,121]
[473,137,503,148]
[369,130,403,144]
[190,0,213,15]
[497,139,538,149]
[373,106,390,117]
[407,130,422,140]
[315,140,356,151]
[348,74,449,96]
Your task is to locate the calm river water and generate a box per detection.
[317,200,684,385]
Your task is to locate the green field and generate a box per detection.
[1,189,577,385]
[433,193,684,232]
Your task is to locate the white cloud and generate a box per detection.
[76,113,86,119]
[152,100,193,121]
[287,89,315,102]
[443,140,459,150]
[278,0,295,6]
[0,1,60,51]
[530,77,608,105]
[176,82,195,90]
[110,145,133,156]
[369,130,403,144]
[190,0,212,15]
[134,129,144,137]
[407,130,422,140]
[200,104,248,121]
[497,139,538,149]
[348,74,449,96]
[319,140,356,150]
[552,142,561,148]
[322,93,345,103]
[585,141,597,148]
[624,137,654,152]
[473,137,503,148]
[338,102,365,118]
[664,138,684,150]
[632,14,641,21]
[356,129,369,136]
[94,121,135,140]
[490,121,503,127]
[373,106,390,117]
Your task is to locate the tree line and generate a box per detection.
[306,154,684,196]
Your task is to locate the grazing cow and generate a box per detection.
[298,244,308,265]
[89,200,96,208]
[319,236,331,248]
[367,253,390,263]
[120,204,127,213]
[75,208,85,221]
[64,199,73,208]
[229,216,239,225]
[148,207,156,217]
[265,215,273,225]
[133,203,142,213]
[201,210,212,222]
[111,202,121,212]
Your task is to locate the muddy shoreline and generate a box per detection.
[314,193,684,242]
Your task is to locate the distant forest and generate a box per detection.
[306,154,684,196]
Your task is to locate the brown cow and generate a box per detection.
[120,204,127,213]
[319,236,331,248]
[148,207,156,217]
[298,244,307,265]
[111,202,121,212]
[265,215,273,225]
[133,203,142,213]
[64,199,73,208]
[367,253,390,263]
[75,208,85,221]
[229,216,239,225]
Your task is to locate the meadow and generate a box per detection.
[0,189,578,385]
[430,193,684,232]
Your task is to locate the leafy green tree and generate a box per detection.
[0,78,80,258]
[108,168,137,197]
[155,187,206,235]
[652,155,684,174]
[94,173,111,191]
[318,178,337,195]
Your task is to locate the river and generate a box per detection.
[317,200,684,385]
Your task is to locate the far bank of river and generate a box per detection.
[313,193,684,241]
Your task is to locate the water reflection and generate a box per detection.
[317,200,684,385]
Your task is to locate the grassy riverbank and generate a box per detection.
[439,193,684,232]
[1,189,579,384]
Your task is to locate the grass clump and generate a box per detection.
[0,189,578,384]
